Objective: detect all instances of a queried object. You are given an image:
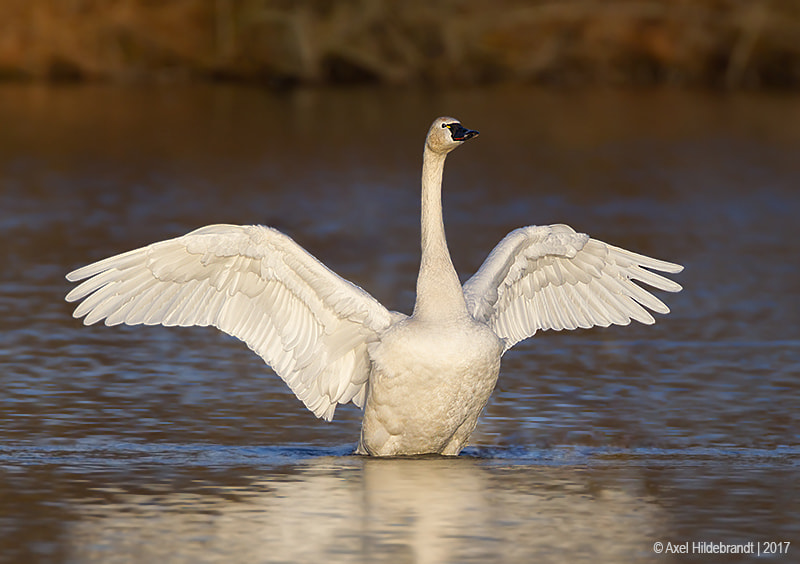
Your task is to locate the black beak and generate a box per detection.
[450,124,479,142]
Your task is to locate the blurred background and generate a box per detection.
[1,1,799,563]
[0,0,798,88]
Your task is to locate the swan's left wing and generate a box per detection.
[462,224,683,353]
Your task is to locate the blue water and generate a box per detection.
[1,84,798,562]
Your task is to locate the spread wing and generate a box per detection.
[462,224,683,353]
[66,224,400,421]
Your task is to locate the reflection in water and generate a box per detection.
[65,456,665,564]
[3,443,797,563]
[1,84,799,561]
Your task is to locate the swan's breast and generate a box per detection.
[360,317,503,455]
[370,316,502,385]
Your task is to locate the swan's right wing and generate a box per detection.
[463,224,683,353]
[66,224,399,421]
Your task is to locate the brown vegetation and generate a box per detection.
[0,0,798,88]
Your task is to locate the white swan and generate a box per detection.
[65,116,683,456]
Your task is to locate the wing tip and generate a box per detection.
[662,262,685,275]
[657,278,683,293]
[65,268,87,283]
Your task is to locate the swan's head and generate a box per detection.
[426,116,479,154]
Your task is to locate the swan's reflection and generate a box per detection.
[68,456,665,563]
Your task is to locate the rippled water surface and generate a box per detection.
[1,84,799,563]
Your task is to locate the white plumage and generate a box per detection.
[66,116,682,456]
[463,224,682,352]
[67,224,392,421]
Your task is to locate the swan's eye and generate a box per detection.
[442,123,449,128]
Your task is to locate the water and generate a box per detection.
[1,84,799,563]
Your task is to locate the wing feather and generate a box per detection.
[66,224,398,420]
[463,224,683,353]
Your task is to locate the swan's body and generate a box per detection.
[360,312,503,455]
[66,117,683,456]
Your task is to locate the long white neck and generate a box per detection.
[413,146,468,320]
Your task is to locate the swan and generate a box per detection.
[65,116,683,456]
